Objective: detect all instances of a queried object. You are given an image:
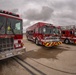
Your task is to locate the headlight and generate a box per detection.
[15,44,21,48]
[74,32,76,35]
[14,40,18,43]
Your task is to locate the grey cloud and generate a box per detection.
[23,20,31,32]
[10,9,19,13]
[59,12,76,20]
[23,20,31,26]
[49,0,76,25]
[51,0,68,9]
[23,0,48,4]
[67,0,76,10]
[0,0,76,27]
[23,6,53,21]
[0,0,24,10]
[58,18,76,26]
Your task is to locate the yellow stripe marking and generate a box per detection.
[45,43,49,46]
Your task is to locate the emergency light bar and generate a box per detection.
[0,10,19,17]
[46,24,53,26]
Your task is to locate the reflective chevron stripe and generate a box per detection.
[43,41,62,47]
[45,43,49,46]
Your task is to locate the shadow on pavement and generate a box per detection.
[62,43,76,46]
[20,46,68,60]
[0,58,15,75]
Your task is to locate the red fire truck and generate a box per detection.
[0,10,26,60]
[26,22,62,47]
[59,25,76,44]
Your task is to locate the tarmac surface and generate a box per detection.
[0,35,76,75]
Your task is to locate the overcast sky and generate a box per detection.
[0,0,76,32]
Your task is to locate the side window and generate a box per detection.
[62,31,65,34]
[15,22,20,30]
[27,30,34,35]
[70,31,73,34]
[39,27,45,34]
[29,31,34,35]
[0,16,6,34]
[14,20,22,34]
[39,28,41,33]
[43,27,46,33]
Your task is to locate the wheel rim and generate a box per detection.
[36,39,38,44]
[65,39,69,44]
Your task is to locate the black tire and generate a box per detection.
[35,39,39,45]
[64,39,70,44]
[27,36,30,41]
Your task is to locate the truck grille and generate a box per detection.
[0,38,14,52]
[45,37,60,40]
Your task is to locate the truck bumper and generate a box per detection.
[0,47,26,60]
[43,41,62,47]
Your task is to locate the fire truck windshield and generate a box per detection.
[0,16,6,34]
[7,18,22,35]
[41,26,60,35]
[0,16,22,35]
[53,28,60,35]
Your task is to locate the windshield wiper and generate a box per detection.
[0,23,4,30]
[9,22,16,36]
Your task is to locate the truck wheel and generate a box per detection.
[35,39,39,45]
[27,36,30,41]
[64,39,70,44]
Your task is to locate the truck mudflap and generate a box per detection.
[0,47,26,60]
[43,41,62,47]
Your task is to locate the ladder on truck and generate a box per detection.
[60,25,76,30]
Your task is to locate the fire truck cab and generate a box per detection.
[26,22,62,47]
[60,25,76,44]
[0,10,26,60]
